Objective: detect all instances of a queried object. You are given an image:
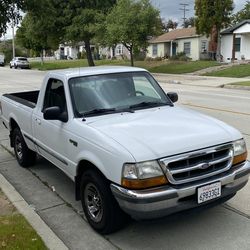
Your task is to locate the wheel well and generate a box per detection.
[75,160,107,201]
[9,119,19,147]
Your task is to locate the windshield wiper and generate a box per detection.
[83,108,116,116]
[129,101,171,109]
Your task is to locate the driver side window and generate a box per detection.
[133,76,160,98]
[43,79,67,113]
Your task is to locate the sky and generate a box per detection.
[151,0,246,23]
[1,0,247,40]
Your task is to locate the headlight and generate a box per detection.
[122,161,167,189]
[233,139,247,165]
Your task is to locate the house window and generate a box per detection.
[235,37,241,52]
[184,42,191,55]
[152,44,158,56]
[201,40,207,52]
[116,45,123,55]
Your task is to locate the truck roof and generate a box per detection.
[47,66,148,79]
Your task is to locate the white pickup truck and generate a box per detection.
[0,66,249,234]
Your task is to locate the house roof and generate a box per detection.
[221,20,250,35]
[149,27,199,43]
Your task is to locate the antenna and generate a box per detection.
[180,3,190,26]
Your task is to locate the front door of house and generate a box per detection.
[172,43,177,56]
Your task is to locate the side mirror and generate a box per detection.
[43,106,68,122]
[167,92,178,103]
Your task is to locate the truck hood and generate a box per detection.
[87,106,242,161]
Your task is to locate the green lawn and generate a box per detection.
[205,64,250,78]
[0,214,47,249]
[30,59,219,74]
[149,61,219,74]
[0,190,47,249]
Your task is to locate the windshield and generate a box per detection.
[68,72,171,117]
[17,58,27,61]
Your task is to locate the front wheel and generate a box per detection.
[80,170,129,234]
[13,128,36,167]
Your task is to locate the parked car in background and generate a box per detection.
[10,57,30,69]
[0,54,5,66]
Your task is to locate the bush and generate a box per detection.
[77,51,87,59]
[144,57,162,62]
[170,52,191,61]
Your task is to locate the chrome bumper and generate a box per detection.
[111,161,250,220]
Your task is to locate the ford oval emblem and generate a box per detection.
[200,163,210,170]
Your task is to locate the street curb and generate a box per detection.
[0,173,69,250]
[222,85,250,91]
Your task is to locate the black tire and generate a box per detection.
[10,65,12,68]
[80,169,129,234]
[14,64,17,69]
[13,128,36,168]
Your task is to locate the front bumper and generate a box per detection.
[18,64,30,69]
[111,161,250,220]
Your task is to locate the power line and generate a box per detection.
[180,3,190,25]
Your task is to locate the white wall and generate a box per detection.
[146,43,165,58]
[177,37,199,60]
[240,33,250,60]
[234,23,250,34]
[147,36,209,60]
[221,34,250,62]
[221,35,233,62]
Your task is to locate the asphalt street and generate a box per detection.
[0,67,250,250]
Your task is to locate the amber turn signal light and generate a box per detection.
[122,176,168,189]
[233,151,248,166]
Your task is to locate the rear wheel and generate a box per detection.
[80,169,129,234]
[13,128,36,168]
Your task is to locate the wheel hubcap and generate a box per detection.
[84,183,103,223]
[15,136,23,159]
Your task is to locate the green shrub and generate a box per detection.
[170,52,191,61]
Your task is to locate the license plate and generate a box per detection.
[197,182,221,204]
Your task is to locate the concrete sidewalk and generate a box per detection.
[152,73,250,88]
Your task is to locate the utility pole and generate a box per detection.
[12,22,15,58]
[12,3,15,58]
[180,3,189,26]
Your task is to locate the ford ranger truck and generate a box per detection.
[0,66,249,234]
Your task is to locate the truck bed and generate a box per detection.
[3,90,39,108]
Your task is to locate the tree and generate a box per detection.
[105,0,162,66]
[195,0,234,60]
[231,1,250,24]
[63,0,116,66]
[162,19,178,32]
[0,0,23,37]
[16,1,64,63]
[183,17,195,28]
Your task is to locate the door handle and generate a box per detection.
[35,118,41,125]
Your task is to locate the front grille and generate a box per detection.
[159,144,233,185]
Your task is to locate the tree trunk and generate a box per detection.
[130,45,134,67]
[216,28,221,62]
[84,39,95,67]
[40,50,44,65]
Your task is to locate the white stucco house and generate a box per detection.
[221,20,250,63]
[99,44,130,60]
[147,27,211,61]
[55,42,95,60]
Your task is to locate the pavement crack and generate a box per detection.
[222,204,250,219]
[37,202,65,212]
